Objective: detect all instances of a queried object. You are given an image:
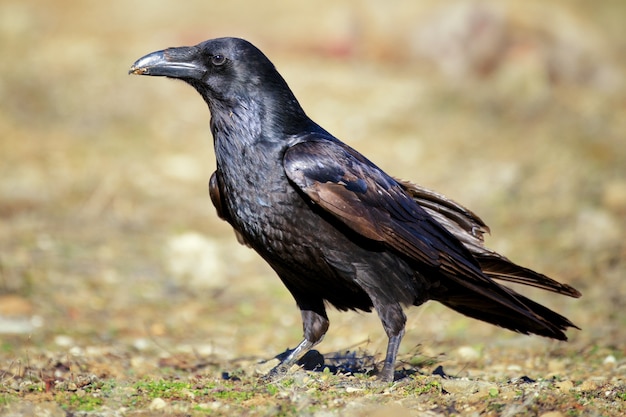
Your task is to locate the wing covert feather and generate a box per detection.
[284,140,479,269]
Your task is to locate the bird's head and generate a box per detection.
[130,37,276,95]
[130,37,310,136]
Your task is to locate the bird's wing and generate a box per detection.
[397,179,489,242]
[284,139,570,326]
[209,171,229,222]
[283,139,481,272]
[209,170,250,247]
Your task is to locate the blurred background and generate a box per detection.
[1,0,625,371]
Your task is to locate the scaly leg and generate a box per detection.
[374,303,406,382]
[269,306,329,378]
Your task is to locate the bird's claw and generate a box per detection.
[260,363,292,383]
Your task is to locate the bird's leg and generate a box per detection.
[380,328,405,382]
[269,307,329,378]
[374,303,406,382]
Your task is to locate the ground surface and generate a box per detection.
[1,0,625,416]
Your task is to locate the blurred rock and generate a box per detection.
[54,334,74,347]
[456,345,481,361]
[555,379,573,393]
[603,354,616,367]
[149,397,167,410]
[196,401,224,412]
[132,337,151,351]
[576,378,604,392]
[0,316,36,334]
[69,346,83,356]
[540,412,565,417]
[354,404,414,417]
[440,378,493,394]
[165,232,227,289]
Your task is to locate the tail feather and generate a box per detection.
[440,288,579,340]
[399,179,580,339]
[399,179,580,298]
[476,254,581,298]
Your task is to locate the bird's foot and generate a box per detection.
[260,349,325,382]
[377,363,396,383]
[260,363,291,382]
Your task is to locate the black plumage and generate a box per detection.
[130,37,580,382]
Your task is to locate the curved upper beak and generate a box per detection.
[129,47,205,80]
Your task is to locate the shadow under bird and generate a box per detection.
[129,37,580,382]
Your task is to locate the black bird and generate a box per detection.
[129,37,580,382]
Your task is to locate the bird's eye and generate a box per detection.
[211,54,227,66]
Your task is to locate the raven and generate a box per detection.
[130,37,580,382]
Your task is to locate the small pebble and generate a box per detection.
[130,356,147,370]
[603,355,616,366]
[54,335,74,347]
[84,346,108,356]
[69,346,83,356]
[149,398,167,410]
[362,405,412,417]
[440,378,491,394]
[540,412,565,417]
[555,380,573,393]
[196,402,222,411]
[456,346,480,361]
[577,379,598,392]
[0,317,35,334]
[133,338,151,351]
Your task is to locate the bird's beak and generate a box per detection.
[129,47,205,80]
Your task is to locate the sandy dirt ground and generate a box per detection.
[1,0,625,415]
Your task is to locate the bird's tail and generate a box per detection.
[399,178,581,291]
[399,179,580,339]
[437,284,579,340]
[476,253,581,298]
